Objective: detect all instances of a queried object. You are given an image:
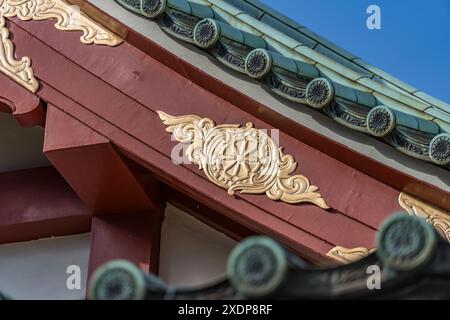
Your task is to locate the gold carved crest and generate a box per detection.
[0,16,38,91]
[399,192,450,242]
[326,246,376,264]
[158,111,329,209]
[0,0,122,46]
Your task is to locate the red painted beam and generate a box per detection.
[0,72,44,127]
[44,105,158,215]
[0,166,92,243]
[5,20,387,262]
[88,211,163,278]
[24,5,447,212]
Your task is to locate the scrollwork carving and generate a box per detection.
[0,16,38,92]
[326,246,376,264]
[399,192,450,243]
[158,111,329,208]
[0,0,123,46]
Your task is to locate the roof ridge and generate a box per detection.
[237,0,450,113]
[112,0,450,167]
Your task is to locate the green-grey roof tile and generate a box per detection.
[392,109,420,130]
[295,46,363,81]
[218,20,245,42]
[222,0,264,18]
[416,117,440,135]
[297,27,358,61]
[170,0,193,14]
[243,0,306,30]
[414,91,450,113]
[357,77,430,111]
[190,1,216,17]
[314,44,372,78]
[355,90,377,107]
[316,64,369,91]
[234,14,304,49]
[433,119,450,133]
[424,107,450,124]
[260,14,317,48]
[201,1,450,128]
[189,0,211,4]
[334,82,358,102]
[211,5,264,35]
[372,92,433,120]
[208,0,242,16]
[353,58,419,94]
[261,37,314,63]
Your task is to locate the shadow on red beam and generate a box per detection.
[44,105,159,215]
[0,73,45,127]
[0,166,92,243]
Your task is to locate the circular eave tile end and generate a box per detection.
[88,260,146,300]
[194,18,221,49]
[366,106,396,137]
[245,49,273,80]
[429,133,450,166]
[376,213,437,272]
[227,236,287,298]
[140,0,167,19]
[305,77,335,109]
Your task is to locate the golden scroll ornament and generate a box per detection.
[326,246,376,264]
[399,192,450,243]
[158,111,329,208]
[0,16,38,92]
[0,0,123,46]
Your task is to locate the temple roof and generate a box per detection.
[114,0,450,167]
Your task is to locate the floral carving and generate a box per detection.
[0,0,123,46]
[366,106,395,137]
[0,16,38,92]
[399,192,450,242]
[429,133,450,165]
[326,246,376,264]
[158,111,329,208]
[305,78,334,109]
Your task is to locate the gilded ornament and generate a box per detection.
[399,192,450,242]
[0,16,38,92]
[326,246,376,264]
[158,111,329,208]
[0,0,123,46]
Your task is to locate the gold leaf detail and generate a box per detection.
[0,16,37,92]
[158,111,329,208]
[399,192,450,242]
[326,246,376,264]
[0,0,123,46]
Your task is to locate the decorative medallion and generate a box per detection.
[193,18,220,49]
[326,246,376,264]
[158,111,329,208]
[140,0,166,18]
[399,192,450,242]
[429,133,450,166]
[0,16,38,92]
[366,106,396,137]
[0,0,123,46]
[305,77,334,109]
[245,49,272,80]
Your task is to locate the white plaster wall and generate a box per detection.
[0,234,91,300]
[159,204,237,287]
[0,113,50,173]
